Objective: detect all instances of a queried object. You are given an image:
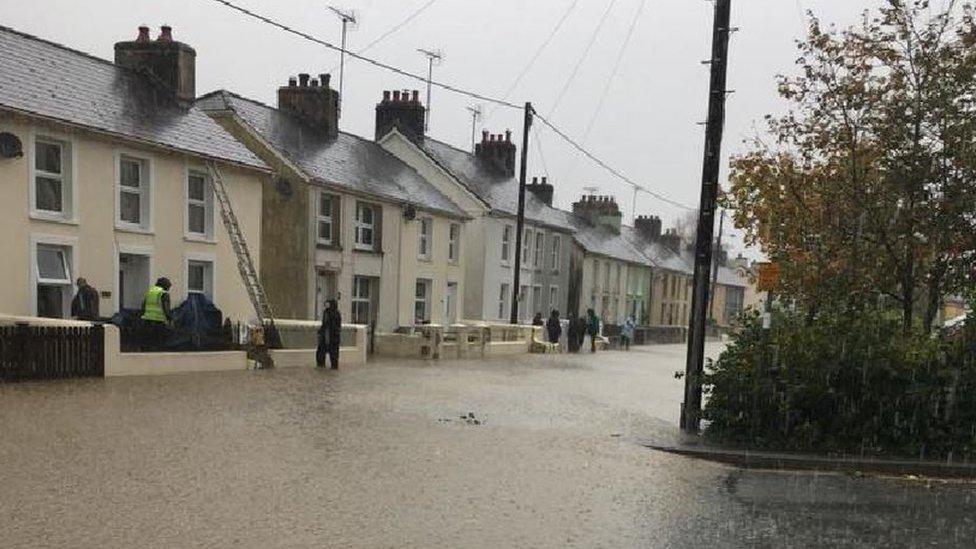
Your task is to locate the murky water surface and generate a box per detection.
[1,344,973,548]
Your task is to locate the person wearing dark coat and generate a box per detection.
[586,308,601,353]
[532,312,544,326]
[71,277,100,321]
[317,299,342,369]
[574,315,587,352]
[546,310,562,345]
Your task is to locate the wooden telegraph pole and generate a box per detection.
[682,0,733,433]
[510,102,533,324]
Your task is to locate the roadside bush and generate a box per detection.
[702,307,976,460]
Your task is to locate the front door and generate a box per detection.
[445,282,458,325]
[315,269,338,320]
[118,253,150,310]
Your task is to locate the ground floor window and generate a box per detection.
[186,259,214,300]
[499,283,510,319]
[352,275,374,325]
[531,285,542,317]
[549,285,558,312]
[414,279,432,323]
[36,243,72,318]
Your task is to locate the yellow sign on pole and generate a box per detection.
[756,262,781,292]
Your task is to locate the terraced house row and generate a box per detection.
[0,24,751,336]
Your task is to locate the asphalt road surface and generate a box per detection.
[1,343,974,548]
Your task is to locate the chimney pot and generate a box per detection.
[541,176,547,185]
[310,78,319,87]
[288,76,297,87]
[532,176,538,184]
[137,25,150,43]
[298,73,310,87]
[158,25,173,42]
[320,73,331,88]
[393,90,401,101]
[482,130,489,142]
[382,90,391,102]
[402,89,410,101]
[412,90,419,103]
[489,134,496,142]
[505,130,512,142]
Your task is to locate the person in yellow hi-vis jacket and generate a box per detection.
[140,277,172,351]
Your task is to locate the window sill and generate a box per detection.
[316,242,342,251]
[115,224,154,235]
[417,256,433,263]
[29,212,79,226]
[184,234,217,245]
[353,248,383,256]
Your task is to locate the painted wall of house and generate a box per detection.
[579,255,650,325]
[650,270,693,326]
[0,113,265,322]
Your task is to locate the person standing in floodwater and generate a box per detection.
[586,309,600,353]
[317,299,341,369]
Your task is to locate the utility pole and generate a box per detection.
[328,6,357,114]
[510,102,534,325]
[682,0,733,433]
[466,105,482,152]
[417,48,443,131]
[708,209,726,320]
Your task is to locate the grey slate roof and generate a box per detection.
[0,26,267,170]
[198,91,466,218]
[420,138,575,231]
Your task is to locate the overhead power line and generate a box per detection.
[533,112,696,211]
[548,0,618,118]
[487,0,582,120]
[358,0,439,55]
[208,0,520,109]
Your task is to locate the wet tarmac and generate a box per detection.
[1,344,974,548]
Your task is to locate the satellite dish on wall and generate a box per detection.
[0,132,23,158]
[403,204,417,220]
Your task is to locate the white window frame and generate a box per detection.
[418,217,433,260]
[28,131,77,223]
[355,202,376,251]
[183,252,216,303]
[185,167,215,241]
[352,275,373,325]
[532,285,543,316]
[550,235,561,270]
[448,223,460,263]
[522,228,532,265]
[534,231,544,268]
[115,150,153,232]
[501,224,513,264]
[316,191,335,246]
[414,278,432,323]
[29,233,78,318]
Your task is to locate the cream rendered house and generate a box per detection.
[0,25,269,322]
[198,82,468,332]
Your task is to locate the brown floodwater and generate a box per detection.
[2,344,973,548]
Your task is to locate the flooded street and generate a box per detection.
[2,344,974,548]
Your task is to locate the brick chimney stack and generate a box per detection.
[277,72,340,138]
[634,215,663,241]
[375,89,426,142]
[474,130,517,177]
[526,176,554,206]
[660,228,682,253]
[115,25,196,107]
[572,194,623,232]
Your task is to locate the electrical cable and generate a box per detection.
[208,0,520,109]
[531,125,551,178]
[328,0,440,72]
[533,112,695,211]
[486,0,582,120]
[547,0,618,118]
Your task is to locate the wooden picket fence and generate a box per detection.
[0,324,104,381]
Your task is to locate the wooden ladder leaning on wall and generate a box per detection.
[206,161,281,368]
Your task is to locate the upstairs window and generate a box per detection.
[118,154,151,229]
[355,202,377,250]
[317,192,338,246]
[33,138,72,218]
[522,228,532,265]
[418,217,432,259]
[186,170,214,238]
[501,225,513,263]
[534,231,544,267]
[550,235,561,270]
[448,223,460,262]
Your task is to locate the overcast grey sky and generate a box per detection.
[0,0,887,253]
